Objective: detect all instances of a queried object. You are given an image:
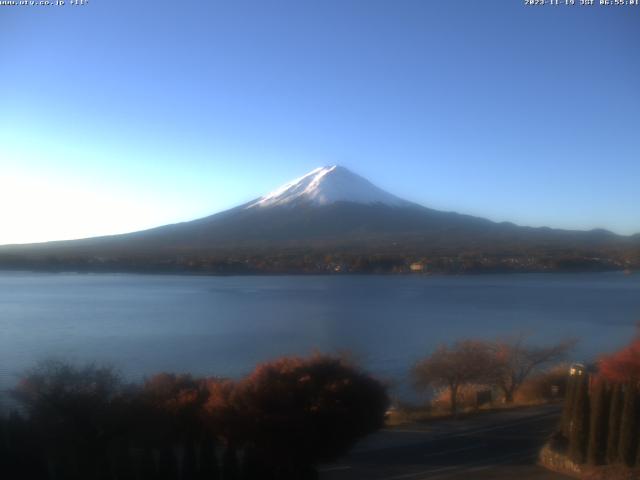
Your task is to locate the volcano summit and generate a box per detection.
[246,165,410,209]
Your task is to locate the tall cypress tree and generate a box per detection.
[587,379,610,465]
[635,415,640,468]
[607,383,623,464]
[618,383,638,467]
[198,436,220,480]
[561,373,578,438]
[222,443,240,480]
[569,374,590,464]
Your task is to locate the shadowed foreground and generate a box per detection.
[320,404,570,480]
[0,355,389,480]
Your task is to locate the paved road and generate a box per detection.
[319,405,570,480]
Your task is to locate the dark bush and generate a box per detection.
[235,354,390,478]
[11,360,127,479]
[2,354,388,480]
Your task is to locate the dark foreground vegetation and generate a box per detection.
[543,335,640,478]
[0,355,389,480]
[2,334,631,480]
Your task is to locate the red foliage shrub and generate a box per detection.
[202,378,246,443]
[599,340,640,384]
[142,373,207,415]
[139,372,210,443]
[236,354,389,467]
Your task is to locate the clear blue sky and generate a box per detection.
[1,0,639,244]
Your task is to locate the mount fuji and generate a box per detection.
[0,165,636,273]
[246,165,410,209]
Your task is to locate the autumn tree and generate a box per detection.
[599,339,640,384]
[203,378,242,480]
[140,372,209,436]
[139,372,218,479]
[489,335,575,403]
[235,354,389,479]
[413,341,496,415]
[11,360,126,479]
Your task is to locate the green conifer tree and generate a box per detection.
[158,444,178,480]
[618,383,638,467]
[587,379,609,465]
[561,372,578,438]
[134,447,156,480]
[568,374,590,464]
[607,383,623,464]
[183,440,197,480]
[197,436,220,480]
[222,443,240,480]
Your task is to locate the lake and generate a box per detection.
[1,271,639,399]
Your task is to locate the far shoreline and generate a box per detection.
[0,266,634,278]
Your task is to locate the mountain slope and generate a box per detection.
[0,166,637,273]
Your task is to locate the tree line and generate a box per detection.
[0,248,635,275]
[0,355,389,480]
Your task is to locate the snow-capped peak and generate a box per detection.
[246,165,409,209]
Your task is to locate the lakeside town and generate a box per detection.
[2,250,637,275]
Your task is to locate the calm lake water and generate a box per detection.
[1,271,639,398]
